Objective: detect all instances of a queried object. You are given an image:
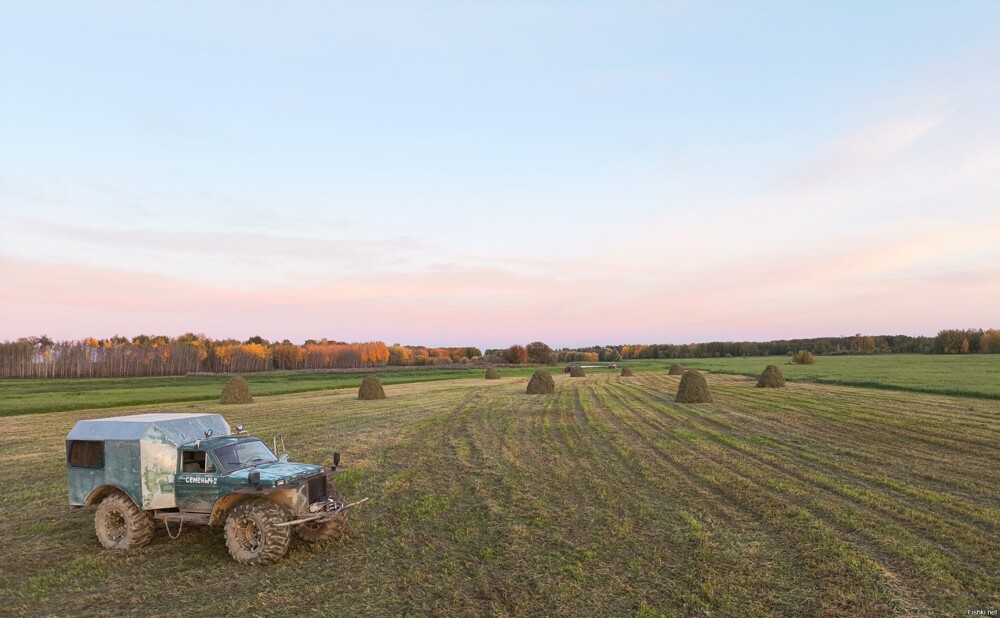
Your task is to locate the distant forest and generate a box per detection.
[0,329,996,379]
[558,329,999,363]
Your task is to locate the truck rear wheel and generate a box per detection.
[94,492,154,550]
[224,498,291,565]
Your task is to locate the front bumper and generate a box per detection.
[275,496,370,528]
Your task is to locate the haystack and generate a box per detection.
[756,365,785,388]
[570,365,586,377]
[358,375,386,400]
[620,366,635,377]
[668,363,685,375]
[526,370,555,394]
[675,370,712,403]
[485,367,501,380]
[219,376,253,404]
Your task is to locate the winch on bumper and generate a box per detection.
[276,495,370,528]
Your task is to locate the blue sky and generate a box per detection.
[1,2,998,348]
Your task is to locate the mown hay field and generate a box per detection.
[0,366,558,417]
[1,372,997,616]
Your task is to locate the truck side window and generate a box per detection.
[181,450,208,473]
[68,441,104,468]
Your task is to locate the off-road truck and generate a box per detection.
[66,413,365,565]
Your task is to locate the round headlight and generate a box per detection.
[276,479,286,486]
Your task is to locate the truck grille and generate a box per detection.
[306,474,328,503]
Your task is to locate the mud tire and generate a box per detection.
[94,492,155,550]
[224,498,291,565]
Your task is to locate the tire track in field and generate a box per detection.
[491,378,758,615]
[654,392,998,592]
[724,379,998,455]
[637,371,998,450]
[617,374,996,613]
[512,376,818,616]
[631,375,1000,508]
[589,379,856,607]
[626,376,999,540]
[429,380,699,615]
[625,377,1000,533]
[585,380,767,526]
[578,379,820,616]
[597,378,923,615]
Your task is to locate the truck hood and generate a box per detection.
[225,462,325,485]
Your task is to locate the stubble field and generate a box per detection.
[1,369,997,616]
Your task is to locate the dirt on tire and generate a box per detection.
[94,492,155,550]
[224,498,292,565]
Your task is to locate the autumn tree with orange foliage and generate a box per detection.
[505,345,528,364]
[980,330,1000,353]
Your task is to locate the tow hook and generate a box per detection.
[275,497,370,528]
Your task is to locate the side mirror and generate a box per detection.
[333,452,341,467]
[279,454,289,463]
[248,471,260,485]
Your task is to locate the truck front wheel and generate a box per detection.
[224,499,291,565]
[94,492,154,550]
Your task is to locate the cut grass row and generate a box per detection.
[1,372,996,616]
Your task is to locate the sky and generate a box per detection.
[1,1,998,349]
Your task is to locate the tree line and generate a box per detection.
[557,329,1000,361]
[0,335,392,378]
[2,329,996,379]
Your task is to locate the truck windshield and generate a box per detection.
[213,441,278,473]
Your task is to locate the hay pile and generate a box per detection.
[620,366,635,377]
[526,370,555,394]
[358,375,386,400]
[570,366,586,377]
[668,363,685,375]
[219,376,253,404]
[675,370,712,403]
[485,367,501,380]
[756,365,786,388]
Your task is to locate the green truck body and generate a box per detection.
[67,413,230,510]
[66,412,362,565]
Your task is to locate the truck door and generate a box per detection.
[174,449,221,513]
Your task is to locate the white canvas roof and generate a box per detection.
[66,413,230,444]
